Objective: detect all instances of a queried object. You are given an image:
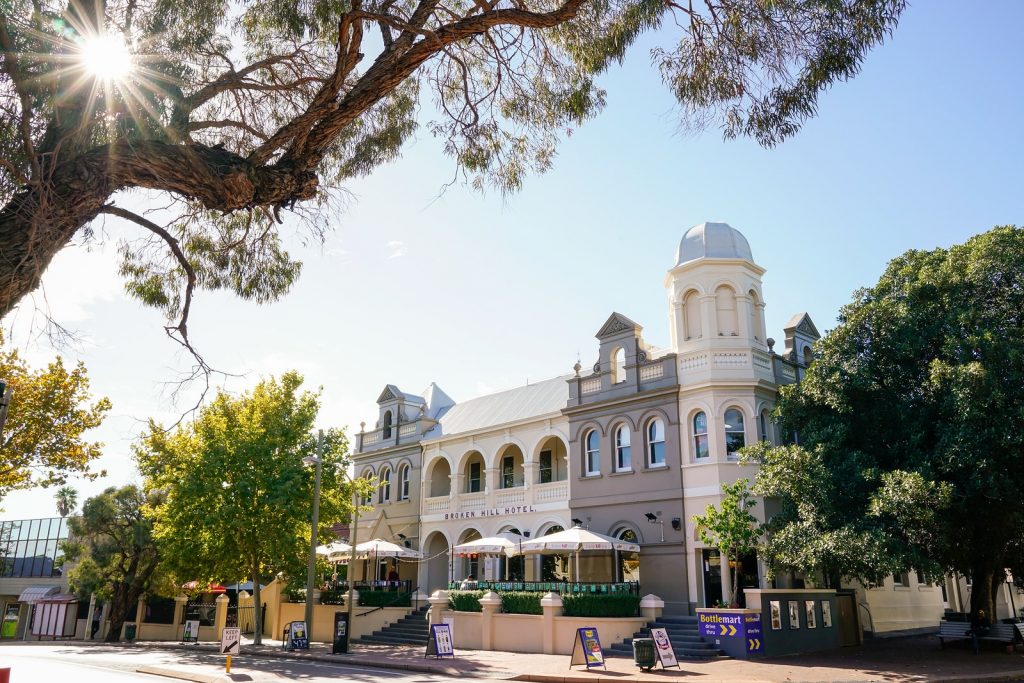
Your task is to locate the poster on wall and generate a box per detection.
[821,601,833,628]
[769,601,782,630]
[788,601,800,629]
[805,601,817,629]
[650,627,679,668]
[569,627,606,670]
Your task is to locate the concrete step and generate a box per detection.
[355,633,429,645]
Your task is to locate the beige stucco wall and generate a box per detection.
[441,609,645,655]
[851,577,947,634]
[275,601,413,642]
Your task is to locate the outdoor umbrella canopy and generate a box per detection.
[316,541,352,557]
[518,527,639,582]
[328,538,422,562]
[452,532,525,557]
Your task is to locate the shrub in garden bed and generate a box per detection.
[561,593,640,618]
[319,589,346,605]
[448,590,484,612]
[358,590,412,607]
[499,591,544,615]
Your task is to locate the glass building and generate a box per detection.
[0,517,70,578]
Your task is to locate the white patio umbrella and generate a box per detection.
[348,538,422,584]
[519,527,639,582]
[316,541,352,557]
[452,532,525,580]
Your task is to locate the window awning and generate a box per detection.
[17,585,60,603]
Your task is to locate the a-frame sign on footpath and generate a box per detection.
[569,627,606,670]
[649,627,680,669]
[425,623,455,659]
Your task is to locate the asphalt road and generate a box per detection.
[0,644,476,682]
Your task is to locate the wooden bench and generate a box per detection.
[939,620,1019,652]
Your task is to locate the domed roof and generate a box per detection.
[674,222,753,266]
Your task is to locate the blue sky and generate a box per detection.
[3,0,1022,519]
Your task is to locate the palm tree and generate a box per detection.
[55,486,78,518]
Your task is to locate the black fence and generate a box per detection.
[144,597,176,624]
[182,600,217,626]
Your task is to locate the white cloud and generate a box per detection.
[386,240,407,259]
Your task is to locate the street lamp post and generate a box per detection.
[346,486,360,638]
[302,430,325,633]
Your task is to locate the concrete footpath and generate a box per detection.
[41,634,1024,683]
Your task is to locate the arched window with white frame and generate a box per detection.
[611,347,626,384]
[646,418,666,467]
[584,430,600,476]
[359,469,374,505]
[614,424,632,472]
[378,466,392,503]
[693,411,709,459]
[724,408,746,460]
[397,463,410,501]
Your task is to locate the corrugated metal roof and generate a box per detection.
[18,585,60,603]
[422,375,570,440]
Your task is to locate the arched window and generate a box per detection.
[397,464,410,501]
[749,289,765,341]
[693,412,709,459]
[802,346,814,367]
[614,527,641,582]
[382,410,393,439]
[758,410,771,443]
[646,418,665,467]
[715,286,738,336]
[684,291,702,340]
[378,467,392,503]
[615,425,632,472]
[724,408,746,460]
[584,430,600,476]
[360,470,374,505]
[611,347,626,384]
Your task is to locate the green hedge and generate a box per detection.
[359,590,412,607]
[500,591,544,615]
[561,593,640,618]
[448,590,484,612]
[319,590,346,605]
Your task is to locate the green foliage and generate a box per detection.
[319,589,346,605]
[0,333,110,500]
[136,371,368,644]
[500,591,544,615]
[561,593,640,618]
[0,0,906,328]
[448,590,484,612]
[692,478,761,600]
[755,226,1024,616]
[359,590,412,607]
[63,486,169,642]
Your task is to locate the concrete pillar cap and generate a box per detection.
[174,595,188,603]
[479,591,502,606]
[639,594,665,608]
[428,589,449,604]
[215,593,230,602]
[540,591,563,607]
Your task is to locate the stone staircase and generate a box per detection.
[353,605,430,646]
[607,615,724,660]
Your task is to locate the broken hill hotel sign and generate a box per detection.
[697,609,764,659]
[442,505,539,520]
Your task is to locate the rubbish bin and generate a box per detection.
[124,623,137,642]
[632,637,656,671]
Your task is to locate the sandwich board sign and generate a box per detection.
[220,627,241,655]
[182,620,200,643]
[425,623,455,658]
[650,627,679,669]
[288,621,309,650]
[569,627,605,670]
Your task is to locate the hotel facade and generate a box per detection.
[351,222,958,632]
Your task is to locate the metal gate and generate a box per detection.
[227,604,263,634]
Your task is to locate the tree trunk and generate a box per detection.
[251,570,263,645]
[103,582,144,642]
[0,141,318,318]
[969,566,996,620]
[731,553,741,607]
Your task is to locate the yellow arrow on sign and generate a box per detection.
[728,625,737,636]
[719,624,727,635]
[748,638,761,650]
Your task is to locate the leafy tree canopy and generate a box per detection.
[136,371,368,644]
[752,226,1024,617]
[0,0,906,353]
[0,332,110,501]
[692,477,761,604]
[63,485,171,641]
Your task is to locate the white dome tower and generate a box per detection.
[665,222,768,355]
